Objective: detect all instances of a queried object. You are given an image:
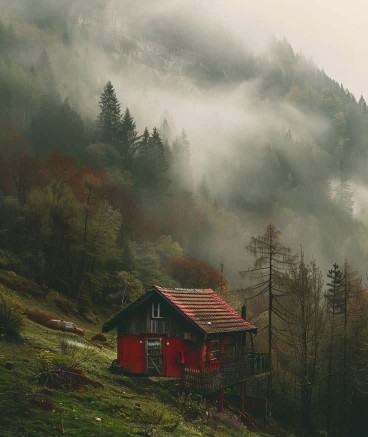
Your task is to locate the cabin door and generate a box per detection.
[146,338,162,375]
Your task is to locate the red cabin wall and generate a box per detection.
[163,337,186,377]
[118,335,145,374]
[117,334,238,376]
[117,334,203,376]
[164,338,202,376]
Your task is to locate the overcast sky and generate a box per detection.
[207,0,367,99]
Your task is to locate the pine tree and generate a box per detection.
[159,118,173,172]
[326,263,344,315]
[98,81,121,145]
[358,95,367,110]
[148,127,169,191]
[159,118,172,147]
[120,108,139,165]
[134,127,149,184]
[325,262,344,435]
[36,49,57,98]
[173,129,191,162]
[172,129,192,191]
[324,262,364,436]
[141,127,150,148]
[134,127,169,191]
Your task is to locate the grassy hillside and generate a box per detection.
[0,270,270,437]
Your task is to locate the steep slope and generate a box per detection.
[0,271,270,437]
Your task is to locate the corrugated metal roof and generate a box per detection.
[154,286,257,334]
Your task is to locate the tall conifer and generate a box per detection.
[98,81,121,144]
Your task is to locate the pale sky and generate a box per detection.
[208,0,368,99]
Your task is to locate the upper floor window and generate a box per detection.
[152,302,163,319]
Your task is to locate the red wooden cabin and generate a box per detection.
[102,285,268,389]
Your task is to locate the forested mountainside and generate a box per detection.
[1,0,368,288]
[1,1,368,436]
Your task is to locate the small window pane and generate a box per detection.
[152,302,163,319]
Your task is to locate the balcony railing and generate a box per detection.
[183,352,269,394]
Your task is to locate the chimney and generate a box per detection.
[241,305,247,320]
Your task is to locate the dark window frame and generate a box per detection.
[151,302,163,319]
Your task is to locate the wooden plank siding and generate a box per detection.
[119,297,198,339]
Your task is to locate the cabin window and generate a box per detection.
[150,319,166,333]
[152,302,163,319]
[210,340,221,360]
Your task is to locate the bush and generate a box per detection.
[0,288,23,339]
[91,333,107,342]
[177,392,206,420]
[36,348,87,373]
[0,249,23,272]
[26,308,53,327]
[0,269,43,296]
[35,344,100,391]
[57,333,93,356]
[48,291,77,314]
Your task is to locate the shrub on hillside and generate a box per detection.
[48,291,77,314]
[34,340,100,391]
[57,333,93,357]
[177,392,206,420]
[91,333,107,342]
[0,288,23,339]
[26,309,53,327]
[0,269,43,296]
[0,249,24,272]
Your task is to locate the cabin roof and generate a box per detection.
[103,285,257,335]
[155,286,256,334]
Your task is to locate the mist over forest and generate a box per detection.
[1,0,368,289]
[1,2,368,436]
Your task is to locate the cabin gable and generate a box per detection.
[116,291,201,340]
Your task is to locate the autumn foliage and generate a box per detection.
[167,257,224,290]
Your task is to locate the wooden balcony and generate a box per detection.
[183,352,269,394]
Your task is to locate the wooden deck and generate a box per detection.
[183,352,269,394]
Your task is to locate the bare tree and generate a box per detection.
[240,223,295,417]
[278,255,325,431]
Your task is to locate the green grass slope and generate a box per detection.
[0,270,267,437]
